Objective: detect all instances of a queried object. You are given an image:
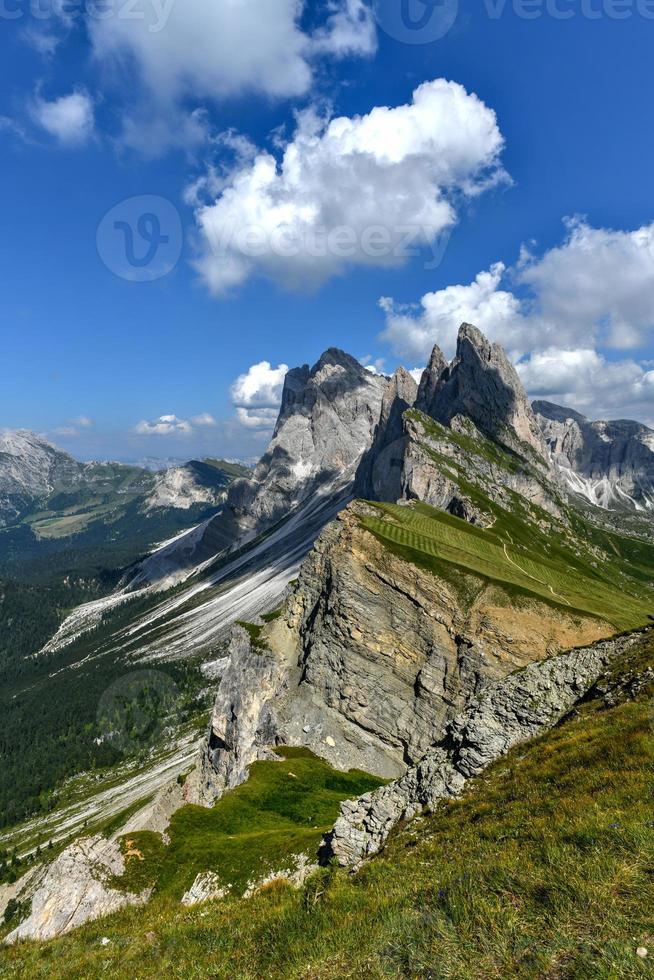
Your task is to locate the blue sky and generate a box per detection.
[1,0,653,461]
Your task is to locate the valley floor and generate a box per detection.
[2,635,653,979]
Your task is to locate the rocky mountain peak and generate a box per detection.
[415,343,448,415]
[532,400,587,425]
[157,348,388,581]
[312,347,369,377]
[0,429,82,526]
[428,323,549,461]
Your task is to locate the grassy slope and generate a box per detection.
[2,635,653,979]
[360,500,654,632]
[356,410,654,632]
[109,748,384,900]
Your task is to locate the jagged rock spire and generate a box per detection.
[354,367,417,500]
[426,323,548,460]
[416,343,448,416]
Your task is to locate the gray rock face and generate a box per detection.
[198,500,612,803]
[427,325,549,461]
[4,835,149,944]
[322,629,645,867]
[355,367,417,500]
[140,350,387,583]
[181,871,230,907]
[534,400,654,511]
[0,429,82,526]
[196,622,295,803]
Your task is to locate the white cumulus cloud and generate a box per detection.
[379,262,534,362]
[230,360,289,428]
[517,348,654,425]
[31,90,94,146]
[378,218,654,425]
[191,412,217,427]
[89,0,376,153]
[518,217,654,350]
[193,79,507,293]
[134,414,194,436]
[380,218,654,363]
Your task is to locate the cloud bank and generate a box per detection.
[379,218,654,424]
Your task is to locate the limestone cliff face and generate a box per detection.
[196,622,296,805]
[322,628,647,867]
[198,502,612,802]
[5,836,149,944]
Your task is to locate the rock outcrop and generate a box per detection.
[196,621,296,803]
[5,836,150,944]
[322,629,646,867]
[181,872,231,907]
[425,325,549,461]
[198,501,612,803]
[534,400,654,511]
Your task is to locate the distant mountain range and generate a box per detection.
[0,429,251,576]
[534,400,654,511]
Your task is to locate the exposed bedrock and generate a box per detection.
[322,629,646,867]
[197,503,612,805]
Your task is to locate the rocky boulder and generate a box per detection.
[4,836,150,944]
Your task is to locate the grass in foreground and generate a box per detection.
[2,637,654,979]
